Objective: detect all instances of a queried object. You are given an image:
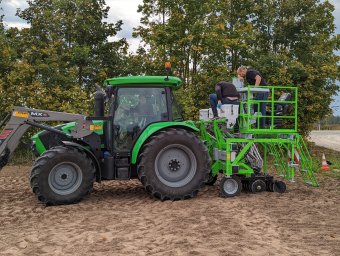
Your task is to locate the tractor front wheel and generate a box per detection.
[137,128,210,200]
[30,146,95,205]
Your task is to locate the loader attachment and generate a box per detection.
[0,107,92,171]
[0,148,10,169]
[0,112,11,129]
[0,113,13,168]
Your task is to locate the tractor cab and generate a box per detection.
[111,87,168,151]
[87,75,201,181]
[102,76,184,152]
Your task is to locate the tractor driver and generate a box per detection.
[131,95,154,118]
[114,94,154,150]
[128,94,155,131]
[209,81,240,118]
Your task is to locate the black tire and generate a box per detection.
[266,180,275,192]
[30,146,96,205]
[250,179,266,193]
[273,181,286,193]
[205,172,218,186]
[242,180,251,192]
[137,128,210,200]
[220,175,242,197]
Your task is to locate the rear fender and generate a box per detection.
[131,121,199,165]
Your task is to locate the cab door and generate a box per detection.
[112,87,168,152]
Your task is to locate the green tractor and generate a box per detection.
[0,76,211,205]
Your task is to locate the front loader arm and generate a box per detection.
[0,106,91,170]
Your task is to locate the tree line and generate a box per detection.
[321,115,340,125]
[0,0,339,135]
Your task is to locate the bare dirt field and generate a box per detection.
[0,165,339,256]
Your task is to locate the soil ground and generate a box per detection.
[0,165,339,256]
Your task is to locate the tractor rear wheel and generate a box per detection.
[137,128,210,200]
[30,146,95,205]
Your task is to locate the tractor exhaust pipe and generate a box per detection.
[94,84,105,117]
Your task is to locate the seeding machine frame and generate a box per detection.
[197,85,318,196]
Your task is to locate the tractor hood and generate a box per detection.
[31,121,104,155]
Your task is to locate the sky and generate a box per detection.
[1,0,340,115]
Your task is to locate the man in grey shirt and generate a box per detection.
[237,66,268,128]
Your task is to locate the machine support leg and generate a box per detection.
[263,143,267,175]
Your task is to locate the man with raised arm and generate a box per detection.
[237,66,268,128]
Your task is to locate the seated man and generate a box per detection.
[209,81,240,118]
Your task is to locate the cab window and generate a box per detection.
[113,87,167,151]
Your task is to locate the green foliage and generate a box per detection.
[134,0,340,135]
[321,114,340,125]
[309,144,340,180]
[0,0,127,116]
[8,143,35,165]
[0,0,339,137]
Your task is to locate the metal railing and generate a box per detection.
[238,86,298,134]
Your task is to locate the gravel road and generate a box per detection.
[310,130,340,152]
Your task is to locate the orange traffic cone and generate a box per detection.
[320,153,330,171]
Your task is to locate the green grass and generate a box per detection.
[308,143,340,180]
[8,144,35,166]
[320,124,340,130]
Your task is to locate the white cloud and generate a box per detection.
[1,0,340,50]
[106,0,142,27]
[106,0,143,52]
[0,0,143,52]
[6,0,22,8]
[5,21,29,29]
[326,0,340,32]
[1,0,28,28]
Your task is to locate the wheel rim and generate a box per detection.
[223,178,238,195]
[48,162,83,195]
[252,180,266,192]
[155,144,197,188]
